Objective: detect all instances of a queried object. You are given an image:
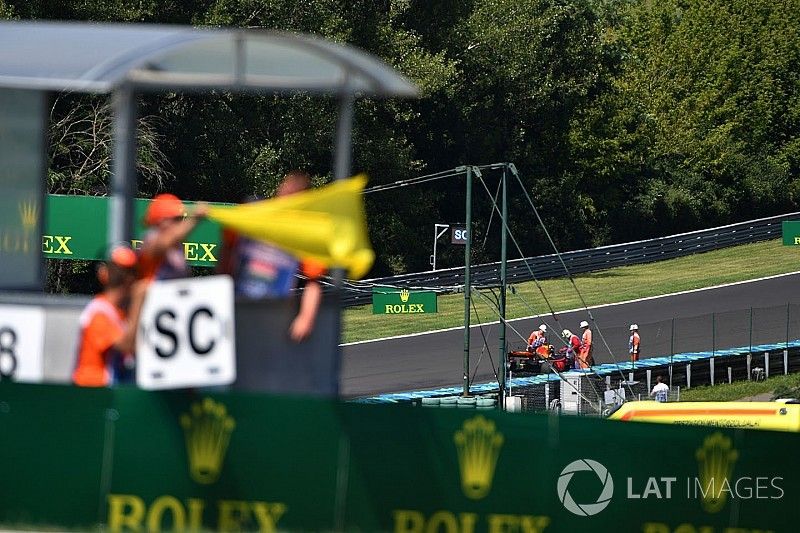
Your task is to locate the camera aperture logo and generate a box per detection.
[557,459,614,517]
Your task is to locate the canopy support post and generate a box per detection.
[334,93,355,182]
[110,85,137,246]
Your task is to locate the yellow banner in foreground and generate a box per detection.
[208,175,374,279]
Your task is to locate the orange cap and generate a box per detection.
[109,245,137,268]
[145,193,185,226]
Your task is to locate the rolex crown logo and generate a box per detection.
[399,289,410,303]
[695,432,738,513]
[180,398,236,485]
[19,200,38,231]
[454,415,504,499]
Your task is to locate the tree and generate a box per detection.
[570,0,800,240]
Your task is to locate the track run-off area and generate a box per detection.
[341,271,800,397]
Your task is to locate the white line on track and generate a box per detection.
[340,270,800,347]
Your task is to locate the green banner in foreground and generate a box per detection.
[372,286,438,314]
[43,194,226,266]
[782,221,800,245]
[1,382,798,532]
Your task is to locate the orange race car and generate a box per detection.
[508,344,572,373]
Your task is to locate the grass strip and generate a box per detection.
[343,239,800,343]
[678,372,800,402]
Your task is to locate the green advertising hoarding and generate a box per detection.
[782,221,800,245]
[43,195,225,266]
[373,286,438,314]
[1,382,799,533]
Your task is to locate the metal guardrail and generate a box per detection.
[340,211,799,307]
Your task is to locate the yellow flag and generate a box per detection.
[208,175,374,279]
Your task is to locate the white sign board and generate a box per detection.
[0,305,45,382]
[136,275,235,390]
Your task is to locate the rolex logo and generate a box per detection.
[695,432,738,513]
[454,415,504,499]
[399,289,410,303]
[19,200,38,231]
[180,398,235,485]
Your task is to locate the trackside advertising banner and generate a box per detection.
[43,195,225,266]
[0,382,798,532]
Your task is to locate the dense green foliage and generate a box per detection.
[3,0,800,280]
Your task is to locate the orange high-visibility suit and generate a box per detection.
[578,328,593,369]
[527,330,551,358]
[72,296,127,387]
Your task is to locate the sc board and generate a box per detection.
[136,275,235,390]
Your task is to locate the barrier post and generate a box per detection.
[710,357,715,386]
[747,353,752,380]
[686,363,691,388]
[712,312,716,358]
[765,352,770,378]
[728,366,732,384]
[646,369,651,393]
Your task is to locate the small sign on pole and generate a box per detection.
[451,226,468,245]
[136,275,236,390]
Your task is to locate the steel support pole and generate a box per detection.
[432,226,438,271]
[110,86,137,245]
[498,165,508,407]
[462,166,473,397]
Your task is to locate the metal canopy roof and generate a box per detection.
[0,21,418,96]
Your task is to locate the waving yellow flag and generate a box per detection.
[208,175,374,279]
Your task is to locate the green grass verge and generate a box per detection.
[342,239,800,344]
[678,372,800,402]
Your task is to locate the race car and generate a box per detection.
[507,344,572,373]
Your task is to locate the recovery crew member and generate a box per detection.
[578,320,593,369]
[72,245,138,387]
[629,324,641,362]
[560,329,581,366]
[527,324,550,357]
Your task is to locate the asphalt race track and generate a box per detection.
[340,272,800,397]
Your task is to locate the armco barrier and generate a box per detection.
[1,382,799,532]
[357,339,800,405]
[340,211,798,306]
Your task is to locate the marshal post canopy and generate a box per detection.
[0,20,419,255]
[0,21,419,97]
